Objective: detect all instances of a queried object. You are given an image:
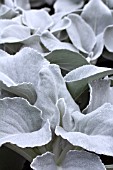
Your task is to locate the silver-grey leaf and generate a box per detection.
[35,64,79,128]
[41,30,78,52]
[0,25,31,43]
[64,65,113,99]
[0,97,51,148]
[30,151,105,170]
[22,10,53,33]
[0,48,49,103]
[84,79,113,113]
[66,14,96,53]
[54,0,84,14]
[81,0,113,35]
[56,103,113,156]
[104,25,113,52]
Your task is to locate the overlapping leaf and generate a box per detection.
[35,64,79,128]
[65,65,113,99]
[0,47,49,103]
[54,0,84,14]
[41,30,78,52]
[66,14,96,53]
[81,0,113,35]
[22,10,53,33]
[84,79,113,113]
[0,97,51,148]
[31,151,105,170]
[45,49,88,71]
[56,103,113,156]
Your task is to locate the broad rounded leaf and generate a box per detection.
[22,10,53,32]
[81,0,113,35]
[35,64,79,128]
[50,17,71,33]
[0,25,31,43]
[54,0,84,14]
[66,14,96,53]
[64,65,113,99]
[0,97,51,148]
[104,25,113,52]
[56,103,113,156]
[84,79,113,113]
[45,49,88,71]
[41,30,78,52]
[31,151,105,170]
[0,48,49,103]
[0,4,17,19]
[91,33,104,61]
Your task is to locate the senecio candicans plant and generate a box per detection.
[1,0,113,170]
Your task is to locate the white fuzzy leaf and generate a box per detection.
[0,48,49,103]
[0,25,31,43]
[104,25,113,52]
[54,0,84,14]
[64,65,113,99]
[22,10,53,32]
[35,64,79,128]
[84,79,113,113]
[81,0,113,35]
[0,98,51,148]
[66,14,96,53]
[31,151,105,170]
[56,103,113,156]
[41,30,78,52]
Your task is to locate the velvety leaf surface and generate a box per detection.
[0,97,51,148]
[22,10,53,32]
[84,79,113,113]
[81,0,113,35]
[56,103,113,156]
[0,47,49,102]
[104,25,113,52]
[41,30,78,52]
[50,17,71,33]
[91,33,104,61]
[45,49,88,71]
[66,14,96,53]
[0,25,31,43]
[35,64,79,128]
[64,65,113,99]
[31,151,105,170]
[4,0,30,10]
[0,4,17,19]
[103,0,113,8]
[54,0,84,14]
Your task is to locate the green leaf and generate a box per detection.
[64,65,113,99]
[45,49,88,71]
